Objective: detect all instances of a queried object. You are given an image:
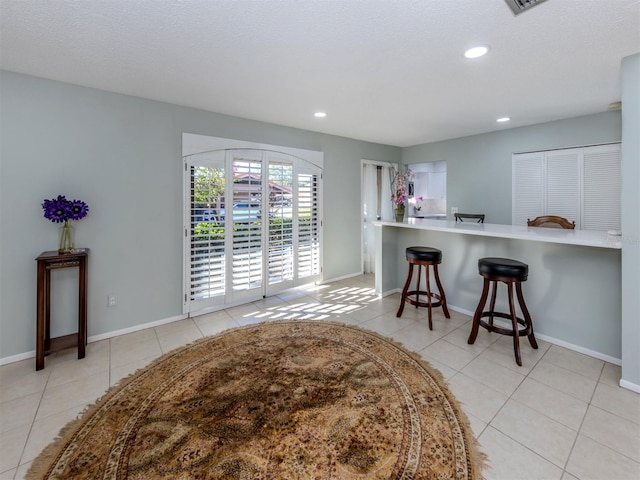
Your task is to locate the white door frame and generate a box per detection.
[183,134,324,316]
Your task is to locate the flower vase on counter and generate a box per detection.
[391,167,411,222]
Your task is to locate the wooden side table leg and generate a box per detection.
[45,268,51,352]
[78,256,87,359]
[36,261,46,370]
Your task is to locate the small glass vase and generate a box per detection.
[395,206,405,222]
[58,221,74,253]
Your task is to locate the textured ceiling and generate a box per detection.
[1,0,638,147]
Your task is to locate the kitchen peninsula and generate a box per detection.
[374,218,622,363]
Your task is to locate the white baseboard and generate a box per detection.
[534,331,622,366]
[88,313,188,342]
[448,305,475,317]
[321,271,365,284]
[0,313,188,366]
[477,316,622,366]
[0,350,36,365]
[379,287,401,297]
[619,379,640,393]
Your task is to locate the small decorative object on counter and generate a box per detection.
[411,195,424,214]
[42,195,89,253]
[391,167,412,222]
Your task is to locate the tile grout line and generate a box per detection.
[13,358,54,474]
[559,362,607,477]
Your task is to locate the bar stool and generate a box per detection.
[396,246,450,330]
[467,257,538,366]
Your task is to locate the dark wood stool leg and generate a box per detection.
[433,264,450,319]
[488,280,498,327]
[507,282,522,366]
[468,278,490,344]
[516,283,538,349]
[425,265,433,330]
[415,264,422,308]
[396,263,414,317]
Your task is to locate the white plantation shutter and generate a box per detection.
[297,170,322,280]
[512,144,621,230]
[513,152,544,225]
[546,149,580,228]
[583,144,621,231]
[267,158,294,290]
[230,152,263,299]
[186,151,227,311]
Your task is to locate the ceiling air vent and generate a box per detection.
[504,0,548,15]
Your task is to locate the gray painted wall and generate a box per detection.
[1,68,636,387]
[620,53,640,388]
[402,111,622,225]
[0,71,400,359]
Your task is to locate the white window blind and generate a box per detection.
[267,160,294,286]
[187,152,227,309]
[231,153,263,294]
[512,152,544,226]
[583,144,621,231]
[512,144,621,230]
[545,149,580,228]
[297,171,321,279]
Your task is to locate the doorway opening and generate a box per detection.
[361,160,396,274]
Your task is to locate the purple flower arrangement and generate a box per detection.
[42,195,89,223]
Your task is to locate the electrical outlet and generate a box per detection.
[451,207,458,214]
[108,295,117,307]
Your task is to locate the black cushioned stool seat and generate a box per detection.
[468,257,538,366]
[396,246,450,330]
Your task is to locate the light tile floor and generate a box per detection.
[1,274,638,479]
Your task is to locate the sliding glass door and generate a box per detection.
[186,151,227,312]
[184,147,322,315]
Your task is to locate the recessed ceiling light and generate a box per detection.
[314,112,327,118]
[464,46,489,59]
[496,117,511,123]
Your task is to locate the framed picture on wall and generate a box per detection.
[408,181,414,197]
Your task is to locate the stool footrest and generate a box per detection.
[478,312,533,337]
[405,290,445,309]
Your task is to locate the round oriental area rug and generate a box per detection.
[28,320,484,479]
